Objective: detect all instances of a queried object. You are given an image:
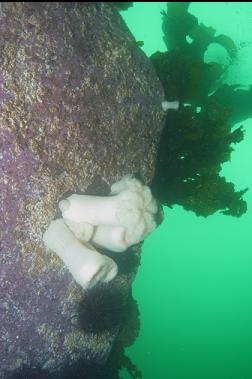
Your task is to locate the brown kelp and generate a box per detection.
[151,2,250,217]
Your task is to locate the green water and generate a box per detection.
[120,3,252,379]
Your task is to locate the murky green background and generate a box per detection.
[121,3,252,379]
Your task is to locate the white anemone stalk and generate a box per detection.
[65,220,132,253]
[42,219,118,290]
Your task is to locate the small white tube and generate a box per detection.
[161,100,179,111]
[43,219,118,290]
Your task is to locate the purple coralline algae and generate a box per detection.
[0,2,164,377]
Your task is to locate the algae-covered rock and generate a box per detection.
[0,2,165,377]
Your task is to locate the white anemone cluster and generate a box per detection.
[43,175,162,290]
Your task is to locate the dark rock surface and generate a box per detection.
[0,2,165,377]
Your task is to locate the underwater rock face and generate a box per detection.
[0,2,165,377]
